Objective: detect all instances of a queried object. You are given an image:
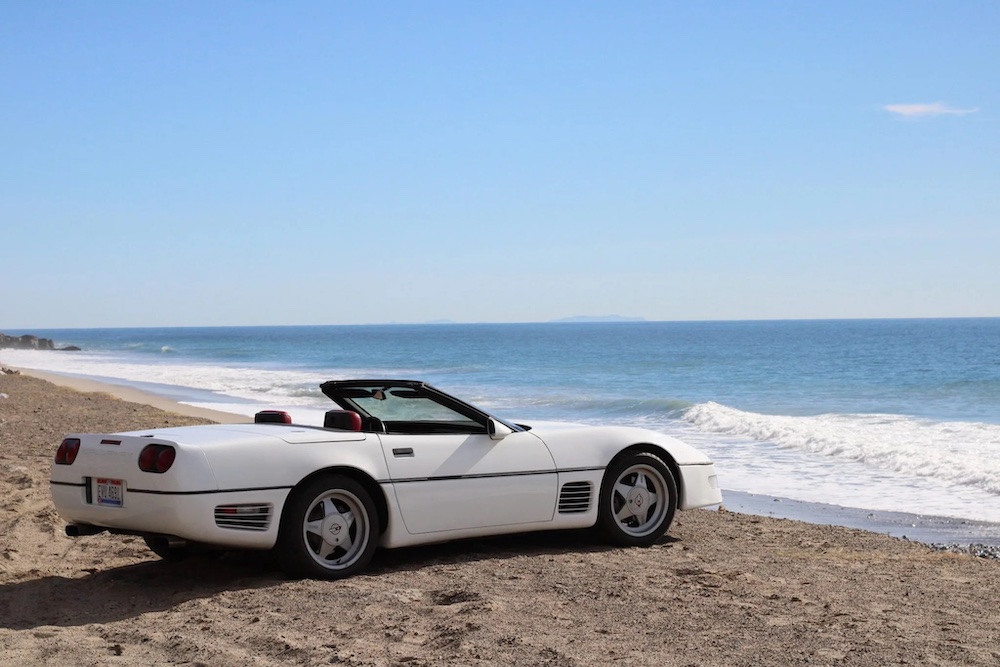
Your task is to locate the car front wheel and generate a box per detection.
[598,452,677,547]
[277,474,379,579]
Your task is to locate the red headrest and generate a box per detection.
[324,410,363,431]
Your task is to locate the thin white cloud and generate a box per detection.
[883,102,979,118]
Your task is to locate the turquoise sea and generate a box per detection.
[5,319,999,523]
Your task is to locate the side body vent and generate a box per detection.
[558,481,593,514]
[214,504,273,531]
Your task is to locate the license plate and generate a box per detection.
[96,478,124,507]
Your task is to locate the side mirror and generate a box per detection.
[487,418,513,441]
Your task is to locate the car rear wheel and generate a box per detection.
[598,452,677,547]
[277,474,378,579]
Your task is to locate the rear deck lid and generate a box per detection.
[122,423,367,445]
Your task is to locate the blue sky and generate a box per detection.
[2,2,997,327]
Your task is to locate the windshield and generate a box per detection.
[351,390,478,425]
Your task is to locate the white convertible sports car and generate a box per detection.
[51,380,722,579]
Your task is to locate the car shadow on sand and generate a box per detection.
[0,529,679,630]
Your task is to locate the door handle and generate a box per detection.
[392,447,414,457]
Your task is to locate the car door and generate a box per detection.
[379,430,558,535]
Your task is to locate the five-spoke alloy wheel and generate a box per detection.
[598,451,678,547]
[277,474,378,579]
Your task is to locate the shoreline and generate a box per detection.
[9,366,249,424]
[722,490,1000,547]
[6,362,999,547]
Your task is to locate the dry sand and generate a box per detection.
[1,370,999,666]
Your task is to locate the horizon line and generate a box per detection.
[4,315,1000,332]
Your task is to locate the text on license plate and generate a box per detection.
[96,478,124,507]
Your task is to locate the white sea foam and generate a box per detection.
[2,350,333,410]
[679,401,1000,522]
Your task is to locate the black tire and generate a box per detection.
[276,474,379,579]
[598,451,678,547]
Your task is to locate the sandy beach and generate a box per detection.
[2,370,999,666]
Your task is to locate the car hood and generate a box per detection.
[515,420,715,468]
[514,419,591,431]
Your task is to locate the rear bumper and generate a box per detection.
[676,463,723,510]
[51,481,288,549]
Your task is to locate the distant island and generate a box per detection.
[549,315,646,323]
[406,317,647,325]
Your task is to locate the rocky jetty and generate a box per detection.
[0,332,80,351]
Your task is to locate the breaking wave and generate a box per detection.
[682,401,1000,497]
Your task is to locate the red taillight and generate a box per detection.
[138,444,176,473]
[255,410,292,424]
[55,438,81,465]
[156,446,176,471]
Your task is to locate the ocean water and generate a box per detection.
[4,319,999,523]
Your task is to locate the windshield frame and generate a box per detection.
[319,379,523,433]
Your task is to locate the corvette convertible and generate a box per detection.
[51,379,722,579]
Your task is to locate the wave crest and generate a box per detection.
[682,402,1000,496]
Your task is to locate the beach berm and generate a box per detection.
[1,371,998,666]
